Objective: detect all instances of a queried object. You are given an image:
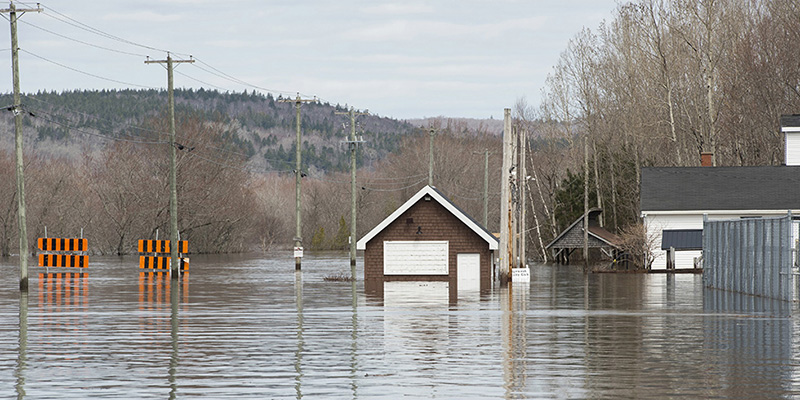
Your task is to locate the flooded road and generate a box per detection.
[1,253,798,399]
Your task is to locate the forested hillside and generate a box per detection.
[0,89,503,256]
[0,89,417,173]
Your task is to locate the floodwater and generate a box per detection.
[1,253,799,399]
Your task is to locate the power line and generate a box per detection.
[20,48,157,89]
[22,94,166,135]
[28,108,167,145]
[18,19,147,57]
[35,2,179,56]
[190,57,303,98]
[23,93,266,162]
[360,178,428,192]
[18,2,328,108]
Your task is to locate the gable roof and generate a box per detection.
[545,208,620,249]
[641,166,800,212]
[356,185,499,250]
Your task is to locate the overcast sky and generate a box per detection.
[1,0,619,120]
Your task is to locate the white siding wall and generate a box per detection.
[384,241,449,275]
[644,212,792,270]
[786,132,800,166]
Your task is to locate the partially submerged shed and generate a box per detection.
[356,185,498,289]
[545,208,620,264]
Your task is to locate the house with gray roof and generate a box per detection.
[640,114,800,270]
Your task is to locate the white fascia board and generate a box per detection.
[357,185,499,250]
[642,209,800,216]
[781,127,800,132]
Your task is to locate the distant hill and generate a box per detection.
[406,117,504,136]
[0,89,421,173]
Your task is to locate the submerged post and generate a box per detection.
[145,53,194,279]
[278,94,315,270]
[337,107,368,276]
[3,2,41,291]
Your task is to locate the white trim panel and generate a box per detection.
[787,132,800,166]
[384,241,449,275]
[357,186,498,250]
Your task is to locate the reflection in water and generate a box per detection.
[38,272,89,312]
[295,270,304,400]
[4,256,800,398]
[350,279,358,399]
[703,288,794,399]
[15,292,28,399]
[169,279,179,400]
[502,282,529,399]
[137,271,187,399]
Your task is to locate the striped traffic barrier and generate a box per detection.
[37,237,88,252]
[38,254,89,268]
[137,239,189,274]
[36,237,89,271]
[137,239,188,254]
[139,255,189,271]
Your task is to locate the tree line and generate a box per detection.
[519,0,800,264]
[0,108,503,256]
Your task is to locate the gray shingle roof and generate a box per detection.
[640,166,800,212]
[780,114,800,128]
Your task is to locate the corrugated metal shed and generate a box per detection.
[661,229,702,250]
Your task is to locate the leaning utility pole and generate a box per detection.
[2,1,41,291]
[278,93,315,271]
[336,107,368,276]
[145,53,194,279]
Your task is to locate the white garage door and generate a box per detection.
[384,241,449,275]
[457,253,481,291]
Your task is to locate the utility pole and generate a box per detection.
[428,128,435,186]
[2,1,41,291]
[336,107,368,276]
[145,53,194,279]
[278,93,316,271]
[510,125,519,270]
[499,108,514,282]
[520,128,527,269]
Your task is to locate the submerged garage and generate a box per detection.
[356,185,498,288]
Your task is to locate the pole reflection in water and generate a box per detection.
[137,271,188,399]
[15,292,28,399]
[169,277,179,400]
[502,281,530,399]
[295,270,304,400]
[350,279,358,399]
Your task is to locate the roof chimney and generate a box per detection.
[700,152,713,167]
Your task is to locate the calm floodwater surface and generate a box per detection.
[1,253,799,399]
